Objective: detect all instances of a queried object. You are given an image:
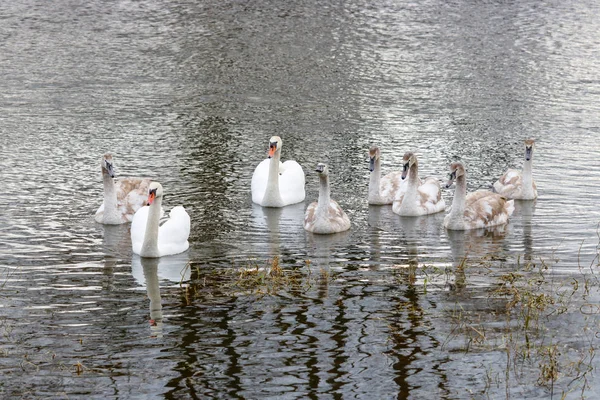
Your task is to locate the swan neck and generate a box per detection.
[451,175,467,215]
[141,196,162,257]
[102,173,120,223]
[317,175,331,213]
[263,151,283,205]
[103,173,117,206]
[408,164,419,187]
[404,164,419,199]
[368,159,381,198]
[523,159,532,183]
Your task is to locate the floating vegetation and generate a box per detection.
[423,252,600,399]
[182,257,336,301]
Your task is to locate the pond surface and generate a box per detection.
[1,0,600,398]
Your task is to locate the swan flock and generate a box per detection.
[97,138,536,256]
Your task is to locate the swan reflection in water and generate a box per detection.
[368,205,444,278]
[514,200,536,262]
[445,200,535,275]
[397,213,446,285]
[131,252,190,337]
[446,225,510,294]
[367,205,406,270]
[305,228,351,270]
[100,223,131,258]
[249,203,306,258]
[100,224,132,291]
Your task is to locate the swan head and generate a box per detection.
[101,153,115,178]
[147,182,163,206]
[315,162,329,177]
[368,146,380,172]
[524,139,535,161]
[445,162,465,188]
[401,152,417,180]
[268,136,282,158]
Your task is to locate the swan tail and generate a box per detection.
[280,161,306,205]
[505,199,515,217]
[158,206,191,255]
[95,203,105,222]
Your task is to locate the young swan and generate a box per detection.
[95,153,154,224]
[131,182,191,258]
[493,139,538,200]
[304,163,350,234]
[368,146,411,205]
[251,136,306,207]
[444,162,515,230]
[392,152,445,216]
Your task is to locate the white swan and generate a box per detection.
[368,146,411,205]
[392,152,445,216]
[131,182,191,258]
[251,136,305,207]
[95,153,154,225]
[493,139,538,200]
[444,162,515,230]
[304,163,350,234]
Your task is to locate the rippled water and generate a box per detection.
[2,0,600,398]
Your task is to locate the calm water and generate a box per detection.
[2,0,600,398]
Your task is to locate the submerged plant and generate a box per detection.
[425,249,600,399]
[183,256,336,299]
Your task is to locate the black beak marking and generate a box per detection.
[445,171,456,189]
[105,161,115,178]
[401,162,409,180]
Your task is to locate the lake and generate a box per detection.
[1,0,600,398]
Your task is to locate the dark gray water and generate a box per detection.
[2,0,600,398]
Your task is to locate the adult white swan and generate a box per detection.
[131,182,191,258]
[392,152,445,216]
[493,139,538,200]
[251,136,305,207]
[95,153,154,224]
[304,163,350,234]
[444,162,515,230]
[368,146,411,205]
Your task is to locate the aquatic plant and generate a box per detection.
[182,257,335,299]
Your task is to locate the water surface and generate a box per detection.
[1,0,600,398]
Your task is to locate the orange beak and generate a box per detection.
[268,143,277,158]
[147,191,156,206]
